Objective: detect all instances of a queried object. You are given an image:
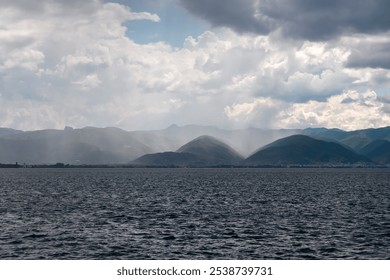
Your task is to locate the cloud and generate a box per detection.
[0,0,99,13]
[345,33,390,69]
[178,0,273,35]
[0,0,162,130]
[279,90,390,130]
[224,98,286,128]
[224,90,390,130]
[179,0,390,40]
[1,1,390,131]
[0,49,45,71]
[72,74,102,90]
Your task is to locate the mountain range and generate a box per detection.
[244,135,370,166]
[133,135,244,167]
[0,124,389,166]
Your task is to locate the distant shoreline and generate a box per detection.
[1,163,389,169]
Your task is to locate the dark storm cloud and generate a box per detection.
[179,0,390,40]
[178,0,274,34]
[346,41,390,69]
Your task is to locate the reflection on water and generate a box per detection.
[0,168,389,259]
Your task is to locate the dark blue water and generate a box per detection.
[0,168,389,259]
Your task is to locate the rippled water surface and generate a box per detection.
[0,168,389,259]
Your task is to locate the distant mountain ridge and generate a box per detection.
[131,124,300,157]
[0,128,23,137]
[177,135,244,164]
[359,139,390,164]
[1,125,390,165]
[132,135,244,167]
[0,127,152,164]
[244,135,371,166]
[302,126,390,149]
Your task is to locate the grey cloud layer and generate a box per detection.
[347,39,390,69]
[179,0,390,40]
[178,0,273,34]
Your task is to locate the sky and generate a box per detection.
[1,0,390,131]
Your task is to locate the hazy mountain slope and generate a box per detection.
[2,124,390,165]
[303,127,349,141]
[245,135,371,166]
[132,124,301,157]
[0,128,23,137]
[128,131,174,153]
[0,127,153,164]
[358,126,390,140]
[339,135,373,151]
[132,135,244,166]
[359,139,390,164]
[177,135,244,164]
[0,138,141,165]
[131,124,236,154]
[304,126,390,151]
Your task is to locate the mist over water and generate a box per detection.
[0,168,389,259]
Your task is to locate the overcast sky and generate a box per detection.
[1,0,390,131]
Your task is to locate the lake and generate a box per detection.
[0,168,389,259]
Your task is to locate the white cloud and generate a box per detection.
[279,90,390,130]
[224,90,390,130]
[0,49,45,71]
[224,97,287,129]
[72,74,102,90]
[0,1,390,131]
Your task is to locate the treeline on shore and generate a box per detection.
[0,162,388,169]
[0,162,132,168]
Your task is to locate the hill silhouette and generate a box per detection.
[177,135,244,164]
[1,125,390,166]
[132,135,243,167]
[359,139,390,164]
[244,135,371,166]
[0,127,153,164]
